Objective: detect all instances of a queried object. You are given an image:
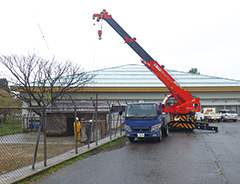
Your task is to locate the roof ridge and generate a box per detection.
[89,64,141,73]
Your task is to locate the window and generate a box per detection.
[126,103,157,117]
[166,96,178,107]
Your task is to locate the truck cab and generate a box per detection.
[124,102,168,142]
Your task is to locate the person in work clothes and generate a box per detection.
[85,119,92,143]
[74,117,81,141]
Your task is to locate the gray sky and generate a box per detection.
[1,0,240,80]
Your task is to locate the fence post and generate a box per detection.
[115,113,119,137]
[95,94,98,146]
[12,113,15,133]
[74,108,78,154]
[91,95,98,146]
[118,101,124,136]
[1,117,3,135]
[67,94,78,154]
[30,114,33,132]
[106,100,112,140]
[22,114,26,132]
[120,111,123,136]
[43,109,47,167]
[32,114,35,130]
[26,115,29,132]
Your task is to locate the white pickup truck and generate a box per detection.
[195,108,221,122]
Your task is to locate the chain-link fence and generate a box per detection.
[0,100,126,184]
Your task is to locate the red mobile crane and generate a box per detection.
[93,10,217,132]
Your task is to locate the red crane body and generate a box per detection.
[93,10,201,115]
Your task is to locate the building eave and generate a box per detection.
[66,86,240,93]
[11,86,240,93]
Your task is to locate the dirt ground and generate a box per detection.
[0,133,85,175]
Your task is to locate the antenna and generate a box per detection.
[37,22,51,54]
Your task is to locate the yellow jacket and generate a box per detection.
[74,121,81,133]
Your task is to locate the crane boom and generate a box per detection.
[93,10,154,63]
[93,10,201,115]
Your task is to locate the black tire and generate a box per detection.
[156,129,163,142]
[128,137,135,142]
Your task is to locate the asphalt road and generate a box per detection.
[35,121,240,184]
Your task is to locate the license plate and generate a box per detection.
[137,133,145,137]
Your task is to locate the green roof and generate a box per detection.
[87,64,240,88]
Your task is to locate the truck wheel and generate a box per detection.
[128,137,135,142]
[157,130,163,142]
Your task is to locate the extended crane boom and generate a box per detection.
[93,10,200,114]
[93,10,207,130]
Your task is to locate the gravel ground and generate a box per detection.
[0,133,85,175]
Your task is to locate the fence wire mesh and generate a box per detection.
[0,103,125,184]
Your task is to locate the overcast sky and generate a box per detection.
[1,0,240,80]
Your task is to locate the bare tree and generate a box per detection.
[0,53,93,115]
[188,68,200,75]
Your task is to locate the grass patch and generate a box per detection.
[17,136,126,184]
[0,122,25,136]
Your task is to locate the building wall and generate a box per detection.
[67,90,240,115]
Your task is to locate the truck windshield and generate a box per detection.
[126,104,157,117]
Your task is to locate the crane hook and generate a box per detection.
[98,30,102,40]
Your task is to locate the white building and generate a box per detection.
[70,64,240,114]
[15,63,240,135]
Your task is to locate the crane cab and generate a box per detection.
[161,94,179,114]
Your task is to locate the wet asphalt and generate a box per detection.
[35,121,240,184]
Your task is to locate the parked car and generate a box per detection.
[218,110,239,122]
[195,108,221,122]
